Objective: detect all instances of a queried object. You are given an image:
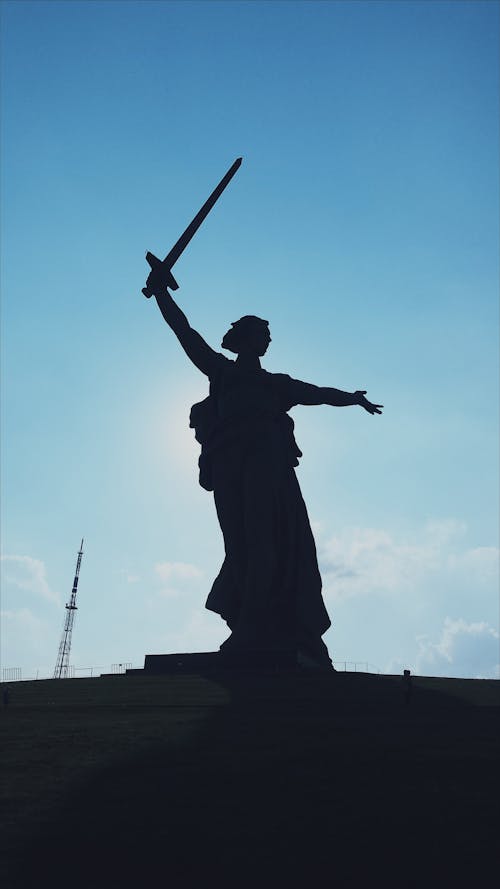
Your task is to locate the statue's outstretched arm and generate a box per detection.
[291,380,383,415]
[153,289,219,377]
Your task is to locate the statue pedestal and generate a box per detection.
[131,648,308,675]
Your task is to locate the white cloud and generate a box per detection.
[115,569,141,584]
[148,605,225,654]
[416,617,500,679]
[424,518,467,545]
[317,519,499,604]
[450,546,499,583]
[153,561,203,600]
[0,607,56,669]
[155,561,202,583]
[156,586,182,600]
[0,555,60,604]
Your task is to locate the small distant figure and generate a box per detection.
[2,685,10,709]
[403,669,413,705]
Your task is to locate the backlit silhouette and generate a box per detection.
[145,269,382,669]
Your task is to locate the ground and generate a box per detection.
[1,671,499,888]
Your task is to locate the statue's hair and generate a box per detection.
[221,315,269,354]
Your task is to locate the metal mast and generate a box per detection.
[53,539,84,679]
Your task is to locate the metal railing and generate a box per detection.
[1,664,136,682]
[111,662,132,674]
[2,667,22,681]
[333,661,381,673]
[3,660,382,682]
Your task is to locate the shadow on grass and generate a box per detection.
[6,673,500,889]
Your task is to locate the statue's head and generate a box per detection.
[222,315,271,357]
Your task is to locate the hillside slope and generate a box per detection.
[2,672,499,888]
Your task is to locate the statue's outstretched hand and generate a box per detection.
[355,391,383,415]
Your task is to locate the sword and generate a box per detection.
[142,157,242,298]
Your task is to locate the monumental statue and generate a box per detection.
[143,159,382,669]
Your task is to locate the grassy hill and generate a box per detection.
[1,671,499,888]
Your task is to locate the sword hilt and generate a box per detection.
[143,253,180,298]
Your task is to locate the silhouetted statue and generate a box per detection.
[145,269,382,669]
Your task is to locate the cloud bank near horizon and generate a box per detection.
[1,518,498,680]
[317,519,498,605]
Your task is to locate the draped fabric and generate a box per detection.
[191,354,332,665]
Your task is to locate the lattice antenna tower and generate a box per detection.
[53,539,84,679]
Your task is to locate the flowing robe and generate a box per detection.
[190,353,332,665]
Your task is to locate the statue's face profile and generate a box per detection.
[248,325,271,357]
[222,316,271,356]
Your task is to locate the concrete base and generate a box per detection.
[131,648,313,675]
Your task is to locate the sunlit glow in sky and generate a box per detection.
[1,0,498,679]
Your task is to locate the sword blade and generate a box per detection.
[162,157,242,269]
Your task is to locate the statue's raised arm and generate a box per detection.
[147,273,219,377]
[141,159,243,374]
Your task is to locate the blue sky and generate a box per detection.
[1,0,498,679]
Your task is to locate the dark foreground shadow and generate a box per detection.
[6,673,500,889]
